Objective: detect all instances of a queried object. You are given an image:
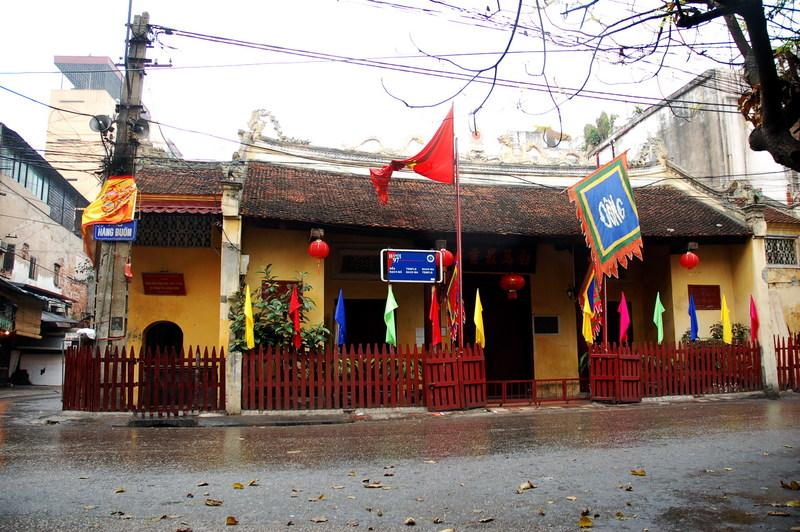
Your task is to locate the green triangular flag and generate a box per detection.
[653,291,666,344]
[384,285,399,346]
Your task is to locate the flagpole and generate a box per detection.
[455,138,464,349]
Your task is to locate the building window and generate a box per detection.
[53,263,61,287]
[28,256,37,280]
[765,237,798,266]
[533,315,559,335]
[1,244,15,274]
[688,284,721,310]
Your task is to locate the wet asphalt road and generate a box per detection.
[0,392,799,531]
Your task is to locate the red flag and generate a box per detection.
[446,261,462,345]
[429,285,442,346]
[370,106,454,204]
[749,295,759,344]
[288,285,302,349]
[618,291,630,344]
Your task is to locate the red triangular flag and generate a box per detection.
[618,291,630,344]
[288,285,302,349]
[429,285,441,346]
[749,295,759,344]
[370,106,454,204]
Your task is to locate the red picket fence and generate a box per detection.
[640,342,761,397]
[423,346,486,411]
[486,378,588,406]
[589,342,762,402]
[775,334,800,391]
[63,346,226,415]
[241,344,425,410]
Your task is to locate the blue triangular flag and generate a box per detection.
[688,294,699,341]
[334,289,347,346]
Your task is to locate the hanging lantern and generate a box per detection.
[440,248,455,268]
[499,273,526,300]
[124,260,133,282]
[679,251,700,270]
[308,238,330,260]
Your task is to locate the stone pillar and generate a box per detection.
[743,203,779,397]
[219,170,243,414]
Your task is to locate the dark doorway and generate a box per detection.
[340,299,387,347]
[463,273,533,380]
[143,321,183,353]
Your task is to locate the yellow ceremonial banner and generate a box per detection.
[244,284,255,350]
[81,176,138,262]
[721,294,732,344]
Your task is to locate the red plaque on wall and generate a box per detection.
[142,273,186,295]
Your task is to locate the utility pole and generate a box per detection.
[94,12,150,351]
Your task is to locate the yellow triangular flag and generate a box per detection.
[474,289,485,348]
[244,284,255,350]
[582,298,594,345]
[721,294,732,344]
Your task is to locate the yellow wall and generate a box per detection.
[242,227,326,328]
[531,244,578,379]
[670,244,744,340]
[127,246,221,350]
[764,224,800,331]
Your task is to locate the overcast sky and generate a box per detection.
[1,0,736,161]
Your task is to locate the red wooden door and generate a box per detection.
[590,345,642,403]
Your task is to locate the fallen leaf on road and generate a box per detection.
[724,467,733,471]
[578,515,593,528]
[376,509,384,517]
[439,529,455,532]
[581,508,591,516]
[537,507,546,516]
[630,469,647,477]
[478,517,494,523]
[310,516,328,523]
[205,498,224,507]
[781,480,800,490]
[566,496,577,501]
[415,497,424,502]
[433,517,443,523]
[348,471,356,476]
[423,460,437,464]
[318,494,327,501]
[287,450,302,454]
[364,482,383,489]
[176,528,193,532]
[287,520,294,526]
[347,496,356,499]
[186,493,194,498]
[332,485,345,489]
[615,511,630,520]
[767,511,790,516]
[762,452,770,456]
[78,476,89,480]
[785,444,793,449]
[197,481,208,487]
[516,480,536,493]
[226,516,238,525]
[114,487,125,493]
[384,472,395,477]
[347,520,359,527]
[404,517,416,526]
[704,469,716,473]
[83,505,96,511]
[382,486,392,491]
[232,482,244,490]
[786,500,800,507]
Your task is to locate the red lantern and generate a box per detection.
[308,239,330,260]
[679,251,700,270]
[499,273,526,300]
[440,249,455,268]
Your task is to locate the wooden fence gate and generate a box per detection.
[775,334,800,391]
[423,346,487,411]
[589,345,642,403]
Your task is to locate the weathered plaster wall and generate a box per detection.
[531,244,578,379]
[670,245,742,340]
[127,246,220,350]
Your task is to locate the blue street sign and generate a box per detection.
[380,249,443,283]
[93,220,138,241]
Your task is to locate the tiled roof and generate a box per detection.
[135,161,224,195]
[243,163,750,238]
[765,207,800,225]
